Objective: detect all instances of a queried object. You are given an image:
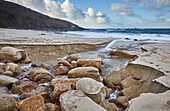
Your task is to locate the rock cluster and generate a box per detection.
[0,47,119,111]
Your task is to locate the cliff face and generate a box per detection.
[0,0,84,31]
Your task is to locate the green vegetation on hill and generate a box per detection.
[0,0,84,31]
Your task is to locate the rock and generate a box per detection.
[55,65,70,75]
[66,54,84,62]
[59,90,106,111]
[51,83,72,101]
[100,99,118,111]
[35,85,52,94]
[117,96,128,108]
[40,63,50,70]
[106,82,117,90]
[27,68,54,84]
[16,95,45,111]
[77,59,102,71]
[154,75,170,88]
[126,90,170,111]
[5,63,23,76]
[2,71,13,77]
[0,93,18,111]
[0,87,9,94]
[16,72,30,80]
[109,99,127,108]
[104,71,122,85]
[55,61,73,70]
[11,80,37,95]
[0,75,18,87]
[0,47,31,63]
[121,76,139,89]
[109,51,138,59]
[71,61,77,68]
[51,78,78,88]
[0,63,6,74]
[45,103,60,111]
[68,67,102,82]
[12,108,19,111]
[104,86,111,99]
[76,78,106,103]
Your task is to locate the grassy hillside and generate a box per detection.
[0,0,84,31]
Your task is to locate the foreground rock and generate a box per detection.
[27,68,54,84]
[16,95,45,111]
[126,90,170,111]
[77,59,102,71]
[59,90,106,111]
[54,61,73,75]
[66,54,84,62]
[45,103,60,111]
[5,63,23,76]
[0,47,31,63]
[11,80,37,95]
[109,51,137,59]
[76,78,106,103]
[0,93,17,111]
[68,67,102,82]
[0,75,18,87]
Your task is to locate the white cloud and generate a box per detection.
[111,3,134,16]
[5,0,111,28]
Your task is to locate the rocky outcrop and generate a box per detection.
[126,90,170,111]
[59,90,106,111]
[68,67,102,82]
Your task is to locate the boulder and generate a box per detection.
[59,90,106,111]
[66,54,84,62]
[5,63,23,76]
[0,47,31,63]
[109,51,137,59]
[54,61,73,70]
[16,95,45,111]
[45,103,60,111]
[76,78,106,104]
[0,93,18,111]
[11,80,37,95]
[27,68,54,84]
[77,59,102,71]
[2,71,13,77]
[51,83,73,101]
[117,96,128,108]
[106,82,117,90]
[40,63,51,70]
[68,67,102,82]
[0,75,18,87]
[103,71,122,85]
[100,99,118,111]
[120,76,139,89]
[0,87,9,94]
[35,85,52,94]
[51,78,78,88]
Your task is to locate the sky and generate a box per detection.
[5,0,170,28]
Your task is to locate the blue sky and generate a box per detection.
[6,0,170,28]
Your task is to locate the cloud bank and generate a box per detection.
[6,0,111,28]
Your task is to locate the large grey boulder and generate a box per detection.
[59,90,106,111]
[0,75,18,87]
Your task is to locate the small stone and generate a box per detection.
[54,61,73,70]
[68,67,102,82]
[55,65,70,75]
[66,54,84,62]
[40,63,50,70]
[0,75,18,87]
[3,71,13,77]
[100,99,118,111]
[106,82,117,90]
[109,99,127,108]
[16,95,45,111]
[77,59,102,71]
[0,87,9,94]
[0,93,18,111]
[71,61,77,68]
[0,63,6,74]
[45,103,60,111]
[5,63,23,76]
[11,80,37,95]
[117,96,128,108]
